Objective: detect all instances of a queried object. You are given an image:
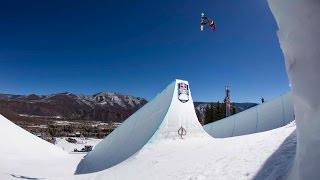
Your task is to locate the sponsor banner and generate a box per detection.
[178,83,189,103]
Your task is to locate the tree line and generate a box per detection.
[203,101,236,125]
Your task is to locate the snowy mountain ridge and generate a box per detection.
[0,92,256,122]
[0,92,147,122]
[0,92,146,109]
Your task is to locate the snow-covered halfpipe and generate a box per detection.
[76,79,209,174]
[203,91,295,138]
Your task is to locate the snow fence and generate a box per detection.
[203,92,294,138]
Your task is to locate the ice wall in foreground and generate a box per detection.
[267,0,320,179]
[76,79,209,174]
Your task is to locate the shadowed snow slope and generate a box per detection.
[76,79,209,174]
[0,114,82,179]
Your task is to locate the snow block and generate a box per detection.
[75,79,209,174]
[268,0,320,179]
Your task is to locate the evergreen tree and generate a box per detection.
[221,100,226,119]
[205,99,236,124]
[215,101,223,120]
[216,101,220,117]
[209,102,215,121]
[204,104,212,124]
[204,102,217,124]
[231,103,236,115]
[195,109,203,125]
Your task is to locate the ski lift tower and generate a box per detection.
[225,86,231,117]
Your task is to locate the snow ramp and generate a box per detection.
[203,91,295,138]
[0,114,70,179]
[76,79,209,174]
[0,114,66,156]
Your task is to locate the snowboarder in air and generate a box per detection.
[201,13,216,31]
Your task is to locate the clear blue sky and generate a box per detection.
[0,0,289,103]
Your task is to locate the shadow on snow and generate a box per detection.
[10,174,44,180]
[253,130,297,180]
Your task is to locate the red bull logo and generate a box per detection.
[178,83,189,103]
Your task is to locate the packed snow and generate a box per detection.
[54,122,296,180]
[0,114,81,179]
[75,80,209,174]
[0,80,299,180]
[0,0,318,178]
[268,0,320,179]
[0,114,297,180]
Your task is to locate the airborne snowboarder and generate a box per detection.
[200,13,216,31]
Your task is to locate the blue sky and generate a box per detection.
[0,0,289,103]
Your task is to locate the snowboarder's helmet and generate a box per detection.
[201,13,204,17]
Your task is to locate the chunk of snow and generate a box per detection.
[268,0,320,179]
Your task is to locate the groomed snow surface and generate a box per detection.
[0,80,298,179]
[0,114,82,179]
[75,80,208,174]
[0,113,296,180]
[56,122,296,180]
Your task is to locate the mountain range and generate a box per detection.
[0,92,147,122]
[0,93,258,123]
